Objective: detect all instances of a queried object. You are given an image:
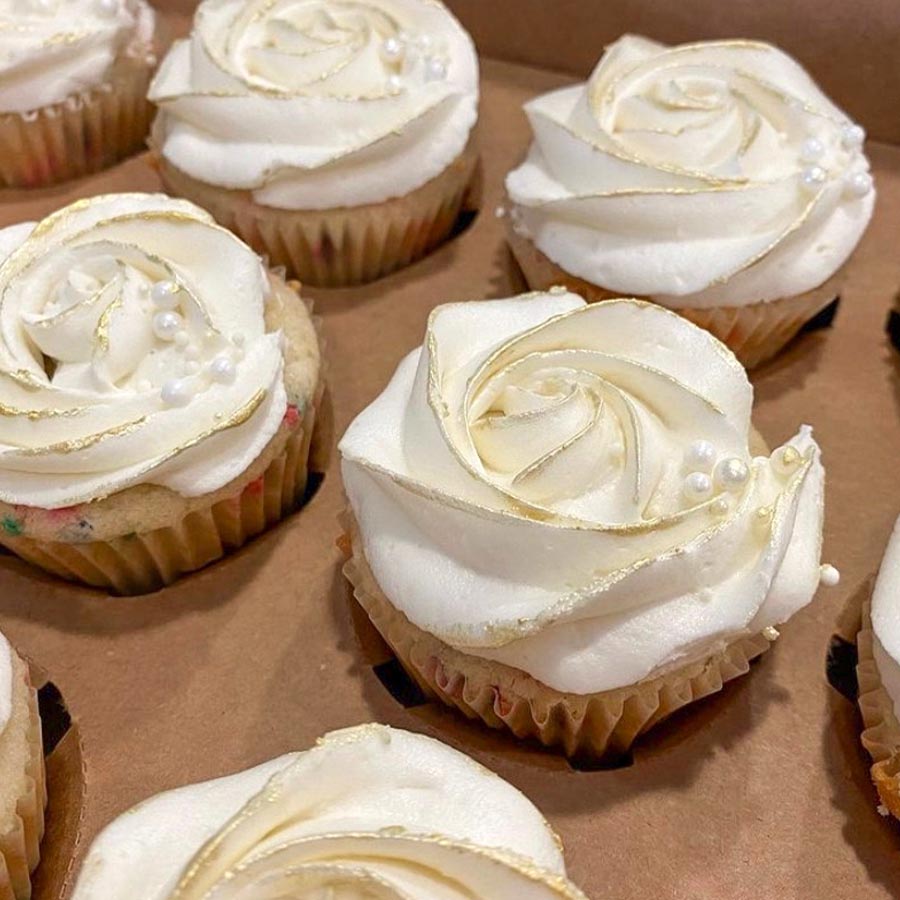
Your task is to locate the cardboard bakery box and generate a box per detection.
[2,1,900,897]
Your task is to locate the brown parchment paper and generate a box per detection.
[1,4,900,899]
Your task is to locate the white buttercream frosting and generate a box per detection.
[506,35,875,309]
[0,0,155,114]
[148,0,479,210]
[71,724,586,900]
[0,193,290,509]
[340,291,828,694]
[871,517,900,719]
[0,630,11,738]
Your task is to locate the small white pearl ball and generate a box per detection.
[819,563,841,587]
[841,123,866,149]
[96,0,118,15]
[800,165,827,190]
[150,280,180,309]
[380,36,405,64]
[424,56,447,82]
[714,457,750,491]
[683,472,713,503]
[152,310,184,341]
[710,496,730,516]
[772,445,801,475]
[800,137,825,162]
[845,171,873,198]
[160,378,192,407]
[416,33,434,52]
[209,355,237,384]
[386,74,403,94]
[173,330,190,349]
[684,439,716,473]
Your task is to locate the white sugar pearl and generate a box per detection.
[424,56,447,81]
[160,378,192,407]
[710,497,730,516]
[772,445,801,475]
[184,344,201,361]
[800,137,825,162]
[380,36,405,64]
[800,166,827,190]
[714,457,750,491]
[151,280,180,309]
[845,171,873,198]
[386,74,403,94]
[819,563,841,587]
[95,0,118,15]
[173,330,190,349]
[152,310,184,341]
[209,355,237,384]
[416,33,433,52]
[683,472,713,503]
[841,123,866,149]
[684,439,716,472]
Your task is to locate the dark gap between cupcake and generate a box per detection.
[38,681,71,756]
[826,635,860,702]
[800,296,841,333]
[373,658,429,709]
[887,308,900,353]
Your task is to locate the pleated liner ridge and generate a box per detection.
[856,598,900,818]
[0,657,47,900]
[156,141,479,288]
[506,223,839,371]
[0,52,155,189]
[342,514,772,760]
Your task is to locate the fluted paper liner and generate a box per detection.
[856,598,900,818]
[156,141,479,288]
[507,224,840,370]
[0,390,326,596]
[0,51,155,189]
[0,652,47,900]
[342,515,772,760]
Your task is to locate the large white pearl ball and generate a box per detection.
[380,36,405,64]
[152,310,184,341]
[683,472,713,503]
[160,378,192,407]
[684,439,716,473]
[800,137,825,162]
[424,56,448,81]
[841,123,866,149]
[150,280,180,309]
[800,166,827,191]
[845,171,873,198]
[714,457,750,491]
[209,355,237,384]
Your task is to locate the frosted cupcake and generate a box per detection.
[0,0,157,188]
[340,290,838,759]
[857,517,900,818]
[148,0,479,288]
[0,629,46,900]
[71,723,586,899]
[505,36,875,369]
[0,193,324,595]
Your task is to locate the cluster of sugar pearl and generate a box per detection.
[682,440,750,514]
[379,30,448,94]
[148,280,243,407]
[799,123,873,198]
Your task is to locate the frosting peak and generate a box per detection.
[71,724,586,900]
[341,291,828,693]
[0,193,288,509]
[506,35,875,308]
[871,517,900,717]
[149,0,479,210]
[0,0,156,113]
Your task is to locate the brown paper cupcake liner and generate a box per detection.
[342,516,772,760]
[507,224,839,370]
[0,654,47,900]
[0,51,156,190]
[156,141,479,288]
[0,393,324,596]
[856,598,900,818]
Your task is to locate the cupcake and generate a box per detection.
[71,723,586,898]
[0,629,46,900]
[148,0,479,288]
[0,193,324,595]
[0,0,157,189]
[340,290,838,759]
[857,516,900,818]
[505,36,875,369]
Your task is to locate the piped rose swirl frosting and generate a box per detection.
[0,193,288,509]
[148,0,479,210]
[71,724,586,900]
[340,291,832,694]
[871,517,900,719]
[506,35,875,309]
[0,0,156,113]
